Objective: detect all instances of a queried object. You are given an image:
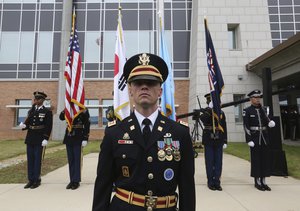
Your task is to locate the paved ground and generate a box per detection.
[1,153,300,211]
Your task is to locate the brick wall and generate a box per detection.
[0,80,189,140]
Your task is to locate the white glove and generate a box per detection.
[208,101,213,108]
[41,139,48,147]
[82,140,88,147]
[19,122,26,129]
[223,144,227,149]
[248,141,255,147]
[268,120,275,128]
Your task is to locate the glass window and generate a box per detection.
[234,94,245,123]
[16,99,32,126]
[138,31,155,53]
[173,32,189,61]
[228,24,240,50]
[21,11,36,31]
[103,31,115,63]
[0,32,19,63]
[40,0,55,2]
[19,32,35,63]
[37,32,53,63]
[40,11,54,31]
[85,32,101,63]
[102,99,113,126]
[2,11,21,31]
[85,99,99,126]
[173,10,186,30]
[87,11,100,31]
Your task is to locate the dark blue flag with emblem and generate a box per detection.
[204,18,225,132]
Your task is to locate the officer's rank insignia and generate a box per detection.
[130,125,135,131]
[128,118,133,122]
[108,120,116,127]
[123,133,130,139]
[122,166,130,177]
[179,120,188,127]
[157,126,163,131]
[164,168,174,181]
[118,140,133,144]
[157,141,166,161]
[160,120,165,124]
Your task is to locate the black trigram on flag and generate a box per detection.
[118,74,127,91]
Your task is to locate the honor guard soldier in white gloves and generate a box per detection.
[243,89,275,191]
[59,108,90,190]
[200,93,227,191]
[92,53,195,211]
[21,91,53,189]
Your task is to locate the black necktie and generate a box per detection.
[142,118,151,143]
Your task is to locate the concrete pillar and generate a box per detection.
[52,2,73,141]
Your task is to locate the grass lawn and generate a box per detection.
[0,139,61,161]
[225,142,300,179]
[0,140,101,184]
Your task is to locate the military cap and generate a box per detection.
[204,93,211,100]
[123,53,168,83]
[247,89,262,98]
[33,91,47,99]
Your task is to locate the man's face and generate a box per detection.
[129,79,162,109]
[250,96,261,106]
[34,97,44,106]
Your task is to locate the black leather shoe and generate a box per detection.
[71,182,80,190]
[255,184,265,191]
[208,185,216,191]
[24,181,33,189]
[66,182,73,189]
[30,182,40,189]
[262,184,271,191]
[215,185,223,191]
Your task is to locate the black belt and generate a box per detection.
[72,125,84,129]
[250,126,267,131]
[29,125,45,130]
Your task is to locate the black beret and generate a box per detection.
[247,89,262,98]
[123,53,168,83]
[33,91,47,99]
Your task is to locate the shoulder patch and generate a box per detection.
[179,120,189,127]
[107,120,117,127]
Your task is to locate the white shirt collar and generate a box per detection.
[134,108,159,132]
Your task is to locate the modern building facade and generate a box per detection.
[0,0,299,141]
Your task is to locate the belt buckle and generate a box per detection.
[145,195,157,211]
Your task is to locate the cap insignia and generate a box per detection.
[139,53,150,65]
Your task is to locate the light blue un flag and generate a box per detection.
[159,29,176,121]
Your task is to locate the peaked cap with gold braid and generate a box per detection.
[123,53,168,83]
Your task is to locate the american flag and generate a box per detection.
[64,8,85,132]
[205,18,224,132]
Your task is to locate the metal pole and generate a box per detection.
[52,1,73,140]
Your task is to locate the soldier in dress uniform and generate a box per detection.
[200,93,227,191]
[243,89,276,191]
[20,91,53,189]
[59,108,90,190]
[92,53,195,211]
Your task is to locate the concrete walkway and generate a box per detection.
[1,153,300,211]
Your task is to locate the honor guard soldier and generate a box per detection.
[92,53,195,211]
[59,108,91,190]
[200,93,227,191]
[243,89,276,191]
[20,91,53,189]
